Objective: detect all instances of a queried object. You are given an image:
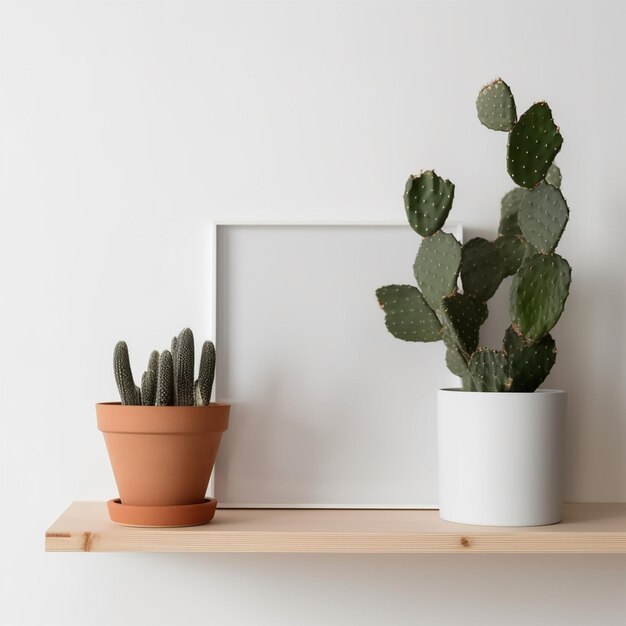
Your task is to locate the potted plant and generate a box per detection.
[376,79,570,526]
[97,327,229,527]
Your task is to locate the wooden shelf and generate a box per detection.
[45,502,626,554]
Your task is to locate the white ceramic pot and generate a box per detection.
[437,389,567,526]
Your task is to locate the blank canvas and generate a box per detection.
[214,223,461,507]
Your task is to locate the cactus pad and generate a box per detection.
[155,350,174,406]
[518,182,569,253]
[113,341,140,405]
[507,102,563,188]
[510,253,571,341]
[404,171,455,237]
[469,349,511,392]
[545,162,562,188]
[445,343,467,377]
[461,237,505,301]
[476,78,517,131]
[376,285,442,342]
[499,187,528,236]
[175,327,195,406]
[441,292,488,358]
[494,235,526,277]
[413,231,462,311]
[443,331,467,375]
[507,331,557,392]
[503,324,527,356]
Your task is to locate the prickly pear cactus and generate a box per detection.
[545,163,562,188]
[440,292,488,359]
[507,102,563,189]
[499,187,527,236]
[510,253,571,341]
[376,79,572,392]
[494,235,526,277]
[413,231,462,311]
[476,79,517,132]
[504,327,557,392]
[469,349,510,392]
[375,285,442,342]
[112,330,217,406]
[460,237,505,302]
[518,183,569,253]
[404,171,455,237]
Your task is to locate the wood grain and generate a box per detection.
[45,502,626,554]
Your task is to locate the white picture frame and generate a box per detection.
[208,220,463,509]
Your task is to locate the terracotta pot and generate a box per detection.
[96,402,229,507]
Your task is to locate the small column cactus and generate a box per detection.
[376,79,572,392]
[112,328,217,406]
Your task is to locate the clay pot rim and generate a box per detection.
[96,401,231,409]
[96,402,230,434]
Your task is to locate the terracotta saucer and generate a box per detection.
[107,498,217,527]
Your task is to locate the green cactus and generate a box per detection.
[141,370,156,406]
[444,339,468,377]
[112,329,217,406]
[376,285,442,342]
[440,292,488,359]
[155,350,174,406]
[510,253,571,342]
[154,350,175,406]
[507,102,563,189]
[494,235,526,277]
[140,350,159,406]
[113,341,141,405]
[147,350,159,379]
[404,171,455,237]
[195,340,216,406]
[499,187,527,236]
[175,327,195,406]
[171,335,179,404]
[413,231,462,311]
[476,78,517,131]
[375,79,571,392]
[504,327,557,392]
[460,237,505,301]
[469,349,510,392]
[545,163,562,188]
[503,324,527,356]
[518,182,569,253]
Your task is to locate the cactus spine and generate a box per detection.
[112,330,217,406]
[376,79,572,392]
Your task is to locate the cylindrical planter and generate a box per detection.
[437,389,566,527]
[96,402,229,526]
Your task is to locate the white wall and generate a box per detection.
[1,1,625,624]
